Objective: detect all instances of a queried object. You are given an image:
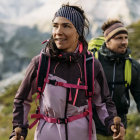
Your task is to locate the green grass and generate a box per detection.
[0,82,36,140]
[97,113,140,140]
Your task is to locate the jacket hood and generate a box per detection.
[99,43,131,60]
[42,41,88,63]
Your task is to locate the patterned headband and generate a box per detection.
[104,23,128,42]
[53,6,84,36]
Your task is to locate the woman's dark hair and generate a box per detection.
[46,3,89,56]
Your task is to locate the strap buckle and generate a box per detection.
[36,107,40,114]
[57,118,68,124]
[48,80,57,86]
[86,92,92,98]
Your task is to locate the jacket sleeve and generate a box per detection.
[10,55,39,139]
[130,59,140,112]
[92,58,117,134]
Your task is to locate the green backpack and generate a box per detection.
[88,37,132,87]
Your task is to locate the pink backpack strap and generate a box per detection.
[41,39,49,44]
[29,52,50,129]
[45,79,88,90]
[29,110,89,128]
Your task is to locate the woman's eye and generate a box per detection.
[64,24,71,28]
[53,24,58,28]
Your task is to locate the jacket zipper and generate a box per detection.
[111,62,116,98]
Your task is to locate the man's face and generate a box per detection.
[106,34,128,54]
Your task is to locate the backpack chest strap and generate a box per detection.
[46,79,88,90]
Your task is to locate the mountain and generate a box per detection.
[0,0,46,19]
[0,22,50,80]
[0,0,140,35]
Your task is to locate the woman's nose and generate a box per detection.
[56,26,63,34]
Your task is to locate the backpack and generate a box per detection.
[88,37,132,135]
[29,43,94,140]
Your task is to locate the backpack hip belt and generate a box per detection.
[29,110,89,129]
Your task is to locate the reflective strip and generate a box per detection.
[86,56,93,61]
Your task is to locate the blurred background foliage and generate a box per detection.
[0,82,36,140]
[128,20,140,59]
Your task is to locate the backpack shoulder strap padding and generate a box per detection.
[86,53,94,93]
[36,52,50,93]
[125,58,132,87]
[85,52,94,140]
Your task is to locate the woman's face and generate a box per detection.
[52,17,79,53]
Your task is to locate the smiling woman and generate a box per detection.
[46,4,89,57]
[10,3,120,140]
[52,17,79,52]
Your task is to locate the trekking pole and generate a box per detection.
[15,127,22,140]
[113,116,121,137]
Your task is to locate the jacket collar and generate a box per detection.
[43,42,87,63]
[99,43,131,61]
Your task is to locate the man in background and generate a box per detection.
[89,19,140,140]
